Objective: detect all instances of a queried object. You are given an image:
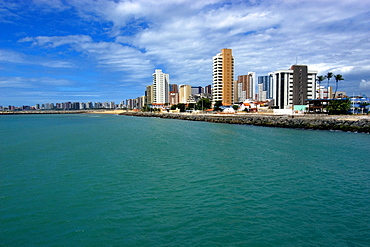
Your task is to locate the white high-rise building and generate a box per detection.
[153,69,170,104]
[273,65,317,109]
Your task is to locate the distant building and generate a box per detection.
[153,69,170,104]
[169,84,179,105]
[126,99,135,109]
[235,73,255,102]
[332,91,346,99]
[169,92,179,105]
[44,103,54,110]
[273,65,317,109]
[170,84,178,93]
[258,74,273,101]
[204,84,212,94]
[87,102,93,109]
[212,48,234,105]
[317,85,332,99]
[179,85,191,103]
[191,86,203,95]
[146,85,154,105]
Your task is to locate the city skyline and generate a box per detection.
[1,0,370,106]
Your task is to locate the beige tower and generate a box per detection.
[212,49,234,105]
[179,85,192,103]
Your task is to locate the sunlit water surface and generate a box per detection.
[1,114,369,246]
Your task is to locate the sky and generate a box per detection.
[1,0,370,106]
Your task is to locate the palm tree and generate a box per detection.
[333,74,344,99]
[325,72,333,99]
[316,75,326,98]
[317,75,326,84]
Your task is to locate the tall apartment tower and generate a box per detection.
[204,85,212,95]
[153,69,170,104]
[169,84,179,105]
[179,85,192,103]
[257,74,273,101]
[273,65,317,109]
[212,49,234,105]
[146,85,154,105]
[235,73,255,102]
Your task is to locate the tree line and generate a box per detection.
[317,72,344,99]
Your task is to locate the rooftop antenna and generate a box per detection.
[296,56,298,65]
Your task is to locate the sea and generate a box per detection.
[0,114,369,246]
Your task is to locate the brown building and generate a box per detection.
[212,48,234,105]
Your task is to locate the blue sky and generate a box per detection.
[1,0,370,106]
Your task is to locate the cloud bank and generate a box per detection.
[0,0,370,105]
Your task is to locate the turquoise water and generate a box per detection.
[1,114,369,246]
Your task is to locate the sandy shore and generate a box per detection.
[86,110,126,114]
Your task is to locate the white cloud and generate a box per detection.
[0,48,75,68]
[0,77,73,88]
[360,79,370,89]
[7,0,370,103]
[19,35,93,48]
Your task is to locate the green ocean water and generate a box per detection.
[1,114,369,246]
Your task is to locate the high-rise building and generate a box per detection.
[257,74,273,101]
[179,85,192,103]
[235,73,255,102]
[170,84,178,93]
[169,84,179,105]
[204,85,212,95]
[169,92,179,105]
[146,85,154,105]
[273,65,317,109]
[153,69,170,104]
[191,86,203,95]
[212,48,234,105]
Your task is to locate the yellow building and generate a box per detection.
[212,48,234,105]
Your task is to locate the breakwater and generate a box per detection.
[120,112,370,133]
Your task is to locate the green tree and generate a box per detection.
[327,99,351,115]
[171,103,186,112]
[325,72,333,99]
[333,74,344,99]
[186,103,196,111]
[213,100,223,112]
[141,105,150,112]
[317,75,326,86]
[196,98,212,110]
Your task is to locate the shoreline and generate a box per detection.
[2,110,369,133]
[119,112,370,133]
[0,109,125,115]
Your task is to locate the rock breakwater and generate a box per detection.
[120,112,370,133]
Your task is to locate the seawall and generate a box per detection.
[120,112,370,133]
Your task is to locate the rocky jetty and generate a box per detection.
[120,112,370,133]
